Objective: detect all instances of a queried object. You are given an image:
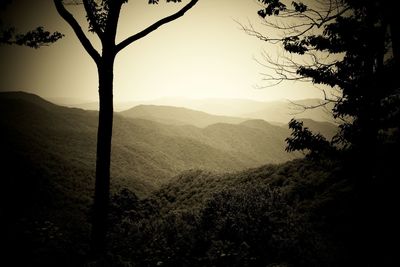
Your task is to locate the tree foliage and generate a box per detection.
[105,159,351,267]
[0,1,63,48]
[0,26,64,48]
[248,2,400,264]
[249,0,400,160]
[285,119,334,159]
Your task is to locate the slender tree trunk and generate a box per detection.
[91,55,115,254]
[53,0,198,259]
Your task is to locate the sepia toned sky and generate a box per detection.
[0,0,324,103]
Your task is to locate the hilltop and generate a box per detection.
[120,104,247,127]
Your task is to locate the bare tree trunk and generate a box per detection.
[91,55,114,254]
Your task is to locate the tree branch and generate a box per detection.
[115,0,198,54]
[53,0,101,64]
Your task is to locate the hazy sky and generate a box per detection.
[0,0,324,102]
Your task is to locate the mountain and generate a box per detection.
[0,92,301,197]
[296,118,338,140]
[45,97,144,111]
[120,104,337,141]
[153,97,269,117]
[45,96,96,106]
[0,93,371,266]
[0,92,333,228]
[137,97,334,123]
[242,98,336,123]
[120,104,248,127]
[49,96,335,124]
[0,91,302,264]
[202,120,297,164]
[64,101,100,110]
[52,97,267,115]
[142,98,336,124]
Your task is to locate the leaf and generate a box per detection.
[292,2,307,13]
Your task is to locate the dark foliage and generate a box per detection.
[285,119,334,159]
[107,159,359,267]
[256,0,400,159]
[0,24,63,48]
[254,0,400,265]
[0,1,63,48]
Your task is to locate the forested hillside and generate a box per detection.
[0,92,303,195]
[106,159,358,267]
[0,91,345,266]
[4,92,334,190]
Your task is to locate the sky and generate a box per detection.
[0,0,325,103]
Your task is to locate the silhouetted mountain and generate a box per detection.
[120,105,247,127]
[3,90,61,110]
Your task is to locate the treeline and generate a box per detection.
[107,159,359,267]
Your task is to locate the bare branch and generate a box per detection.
[53,0,101,64]
[239,0,351,90]
[243,0,350,44]
[286,86,340,120]
[116,0,198,54]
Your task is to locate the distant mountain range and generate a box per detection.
[48,96,336,124]
[1,92,338,198]
[120,104,248,127]
[120,103,338,140]
[242,98,335,124]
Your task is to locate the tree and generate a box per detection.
[52,0,198,254]
[247,1,400,264]
[244,0,399,161]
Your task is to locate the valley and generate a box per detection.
[0,91,340,266]
[1,91,338,197]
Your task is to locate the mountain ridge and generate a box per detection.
[120,104,247,128]
[44,93,334,124]
[0,91,303,197]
